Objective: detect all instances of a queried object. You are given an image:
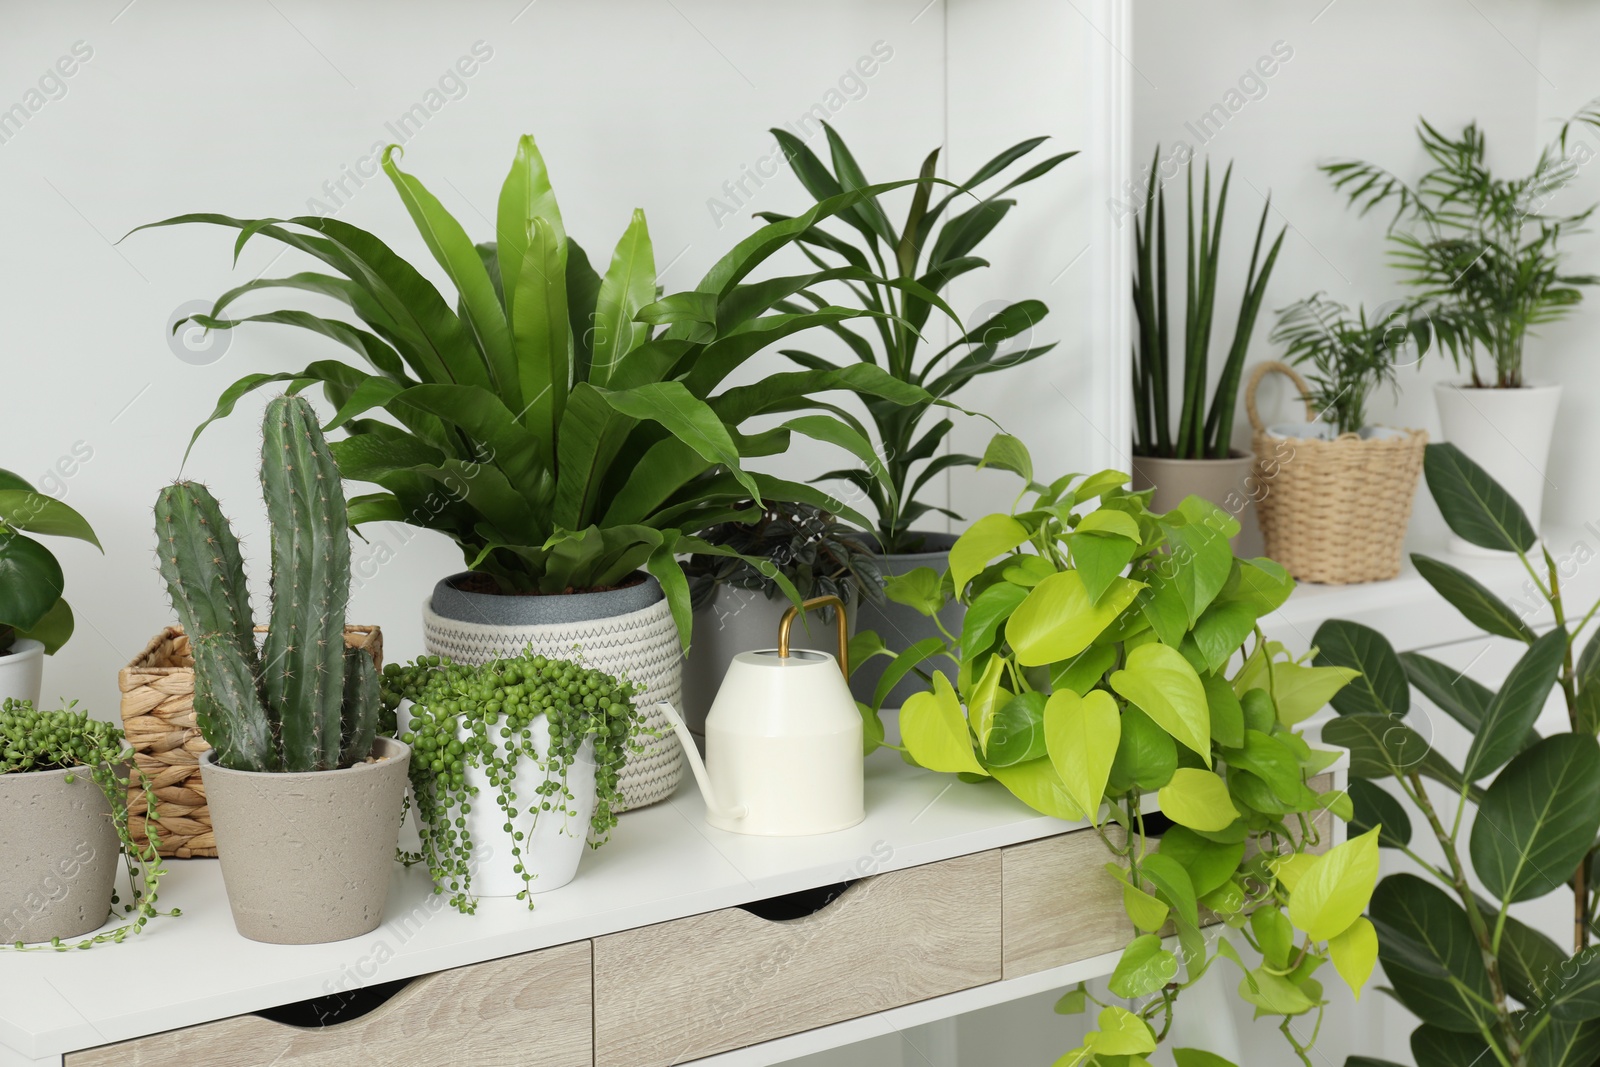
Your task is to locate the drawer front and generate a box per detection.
[67,941,592,1067]
[1002,828,1129,979]
[593,850,1002,1067]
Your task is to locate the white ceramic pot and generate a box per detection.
[682,587,855,739]
[397,700,597,897]
[1434,383,1562,555]
[0,639,45,708]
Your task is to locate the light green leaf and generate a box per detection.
[1053,987,1088,1015]
[979,432,1033,482]
[1076,509,1141,540]
[1087,1006,1156,1056]
[885,566,946,617]
[1109,862,1171,932]
[1007,571,1144,667]
[989,757,1085,821]
[1111,643,1212,764]
[1289,827,1381,941]
[900,672,987,777]
[1262,661,1361,726]
[1109,934,1179,998]
[1328,916,1378,1000]
[969,654,1009,752]
[986,691,1048,766]
[1045,688,1120,821]
[950,513,1030,595]
[1158,768,1241,831]
[590,208,656,385]
[1070,531,1141,605]
[1173,1051,1241,1067]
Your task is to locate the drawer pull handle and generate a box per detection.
[739,880,856,922]
[253,977,412,1029]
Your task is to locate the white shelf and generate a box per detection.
[1,751,1078,1063]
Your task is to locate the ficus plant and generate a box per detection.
[1314,443,1600,1067]
[857,433,1377,1066]
[0,470,100,655]
[134,135,954,643]
[761,124,1072,554]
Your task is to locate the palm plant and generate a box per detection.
[757,125,1073,554]
[1270,294,1425,435]
[135,136,940,642]
[1133,149,1286,460]
[1322,105,1600,388]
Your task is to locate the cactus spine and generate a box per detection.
[154,394,376,773]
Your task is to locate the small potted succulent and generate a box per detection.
[1,698,171,948]
[155,395,407,946]
[0,471,100,706]
[384,649,640,911]
[680,501,883,735]
[1243,294,1430,584]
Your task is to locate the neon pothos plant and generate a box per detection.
[858,434,1377,1066]
[1315,443,1600,1067]
[135,136,948,642]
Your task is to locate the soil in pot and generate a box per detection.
[850,531,965,710]
[0,764,118,944]
[199,736,411,945]
[423,571,684,812]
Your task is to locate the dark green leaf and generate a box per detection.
[1410,1025,1491,1067]
[1321,713,1464,791]
[1109,706,1178,794]
[1462,627,1565,780]
[1471,733,1600,905]
[1412,553,1536,642]
[1577,628,1600,734]
[1313,619,1409,717]
[0,533,64,631]
[1402,650,1495,732]
[1424,442,1536,553]
[1369,873,1494,1033]
[0,492,101,548]
[1349,779,1412,848]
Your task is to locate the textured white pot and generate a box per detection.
[0,639,45,708]
[397,700,596,897]
[1434,383,1562,556]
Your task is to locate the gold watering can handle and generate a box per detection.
[777,595,849,680]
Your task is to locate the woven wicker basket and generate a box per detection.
[117,624,383,858]
[1247,361,1427,585]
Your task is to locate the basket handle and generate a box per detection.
[1245,361,1315,433]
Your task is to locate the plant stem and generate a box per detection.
[1405,771,1524,1065]
[1547,550,1591,952]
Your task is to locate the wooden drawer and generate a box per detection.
[593,850,1002,1067]
[67,941,592,1067]
[1002,828,1129,979]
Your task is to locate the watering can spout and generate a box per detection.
[655,701,748,822]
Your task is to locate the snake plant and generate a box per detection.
[155,395,379,773]
[135,136,941,643]
[1133,149,1286,460]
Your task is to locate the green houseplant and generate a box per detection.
[137,135,940,811]
[680,501,884,730]
[1131,148,1286,522]
[1270,294,1417,437]
[1315,443,1600,1067]
[760,125,1071,704]
[862,434,1377,1066]
[1,697,172,949]
[1321,106,1600,544]
[0,471,100,707]
[156,394,409,945]
[385,649,639,911]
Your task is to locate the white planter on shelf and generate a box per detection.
[397,699,597,898]
[1434,383,1562,556]
[0,639,45,708]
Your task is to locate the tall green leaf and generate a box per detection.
[1470,733,1600,904]
[1461,627,1565,780]
[1412,553,1536,642]
[1424,442,1537,553]
[590,209,655,386]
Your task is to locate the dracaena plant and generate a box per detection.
[0,471,100,655]
[135,136,941,642]
[1314,443,1600,1067]
[1322,103,1600,388]
[1133,149,1286,460]
[857,433,1377,1067]
[760,125,1073,554]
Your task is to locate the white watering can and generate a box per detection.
[659,596,865,836]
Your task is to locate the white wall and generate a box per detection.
[0,0,1117,721]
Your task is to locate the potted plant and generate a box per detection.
[865,433,1377,1066]
[384,649,639,910]
[761,124,1073,705]
[1322,106,1600,550]
[154,395,408,946]
[679,501,883,735]
[1,697,171,948]
[0,470,100,706]
[1131,148,1286,539]
[1243,294,1429,584]
[137,135,935,810]
[1315,444,1600,1066]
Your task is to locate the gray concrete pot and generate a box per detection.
[1130,452,1256,552]
[850,532,964,710]
[681,587,856,739]
[199,737,410,945]
[0,764,118,944]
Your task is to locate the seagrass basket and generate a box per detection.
[117,624,383,857]
[1247,361,1427,585]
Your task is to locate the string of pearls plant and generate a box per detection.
[383,650,641,913]
[1,698,176,949]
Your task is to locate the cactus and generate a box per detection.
[154,395,377,773]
